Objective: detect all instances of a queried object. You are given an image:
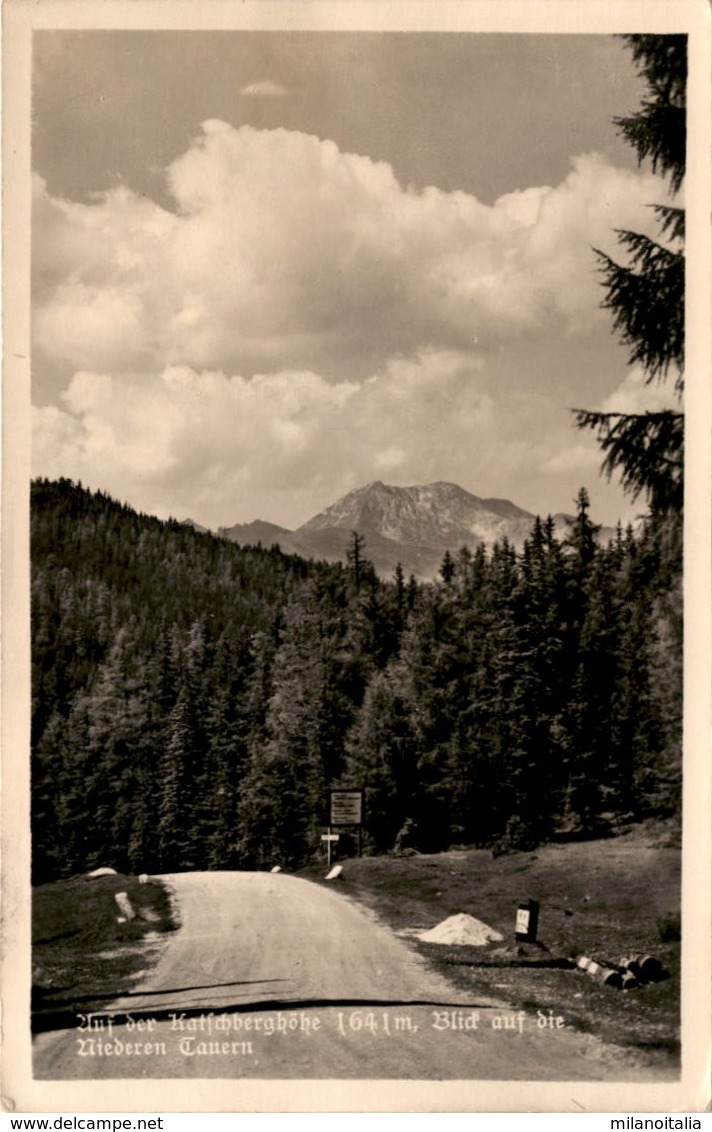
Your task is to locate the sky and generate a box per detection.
[31,31,681,531]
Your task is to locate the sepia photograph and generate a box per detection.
[2,0,710,1115]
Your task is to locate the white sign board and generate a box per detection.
[330,790,363,825]
[515,907,530,935]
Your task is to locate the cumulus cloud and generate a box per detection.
[33,123,666,387]
[32,349,501,527]
[32,123,671,526]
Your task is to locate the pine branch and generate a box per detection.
[612,228,683,271]
[593,246,684,389]
[651,204,685,242]
[614,104,686,192]
[573,409,684,512]
[620,35,687,106]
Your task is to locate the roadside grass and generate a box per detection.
[304,827,680,1069]
[32,872,178,1029]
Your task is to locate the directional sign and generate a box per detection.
[321,834,340,841]
[330,790,363,826]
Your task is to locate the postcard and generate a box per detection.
[2,0,710,1114]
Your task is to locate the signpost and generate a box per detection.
[321,832,340,869]
[328,789,364,857]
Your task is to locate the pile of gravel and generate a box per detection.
[418,913,503,946]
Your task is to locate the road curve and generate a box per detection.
[114,870,469,1012]
[33,871,673,1081]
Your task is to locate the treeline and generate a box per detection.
[31,478,681,882]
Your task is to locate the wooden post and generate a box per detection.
[327,825,332,870]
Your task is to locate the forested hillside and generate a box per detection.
[31,478,681,883]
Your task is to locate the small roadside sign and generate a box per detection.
[515,899,539,942]
[330,789,363,826]
[321,826,341,868]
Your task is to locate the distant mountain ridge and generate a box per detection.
[300,481,535,545]
[218,480,615,580]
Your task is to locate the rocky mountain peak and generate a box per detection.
[297,480,531,547]
[219,480,615,581]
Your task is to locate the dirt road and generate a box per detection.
[33,871,672,1080]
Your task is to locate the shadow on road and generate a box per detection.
[32,994,489,1035]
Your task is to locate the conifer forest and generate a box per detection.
[31,478,682,883]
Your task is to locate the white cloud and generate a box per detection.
[32,125,671,527]
[238,80,290,98]
[541,443,601,476]
[34,282,152,372]
[600,366,682,415]
[374,447,406,471]
[33,126,666,389]
[32,350,502,527]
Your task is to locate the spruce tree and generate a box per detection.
[574,35,685,514]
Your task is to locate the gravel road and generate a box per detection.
[33,871,672,1081]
